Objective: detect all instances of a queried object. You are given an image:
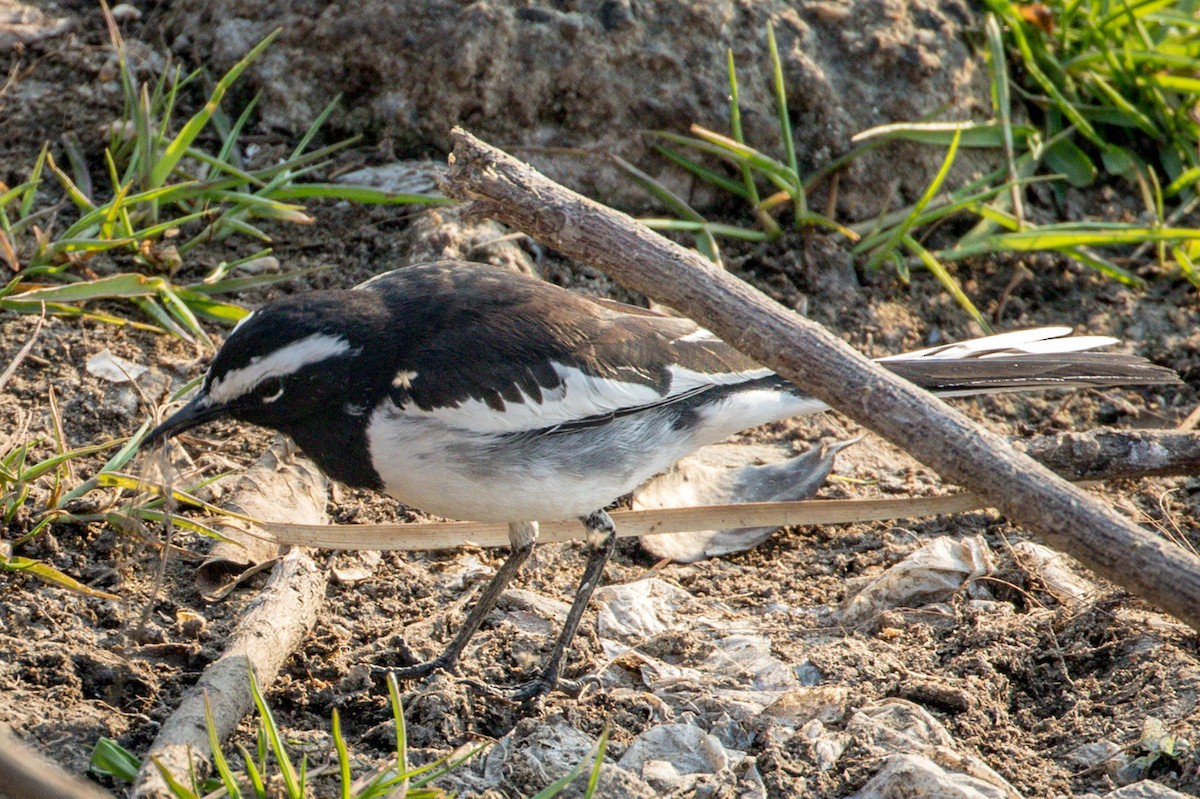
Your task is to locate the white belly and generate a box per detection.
[364,389,821,523]
[365,406,698,522]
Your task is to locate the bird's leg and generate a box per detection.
[470,509,617,702]
[391,520,537,680]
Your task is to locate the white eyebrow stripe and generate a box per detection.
[230,310,256,335]
[208,333,355,402]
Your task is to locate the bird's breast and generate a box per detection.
[363,400,702,522]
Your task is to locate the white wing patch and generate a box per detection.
[399,361,774,433]
[208,333,355,403]
[679,327,721,342]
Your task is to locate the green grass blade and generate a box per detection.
[862,128,963,266]
[130,209,218,241]
[105,509,239,544]
[60,131,93,203]
[292,94,341,158]
[150,29,282,188]
[45,153,96,213]
[267,183,452,205]
[1044,137,1099,187]
[18,143,49,219]
[652,144,750,199]
[901,234,990,332]
[149,757,202,799]
[639,218,770,242]
[332,709,353,799]
[986,12,1025,227]
[985,224,1200,250]
[0,552,120,600]
[529,737,600,799]
[134,83,155,191]
[1061,246,1145,286]
[13,441,115,483]
[685,126,800,191]
[170,289,250,325]
[1174,245,1200,288]
[723,47,783,236]
[215,90,262,172]
[89,737,142,783]
[1165,166,1200,197]
[11,273,161,303]
[94,472,256,521]
[58,421,151,506]
[248,664,301,798]
[235,743,266,799]
[186,146,265,187]
[852,120,1036,148]
[204,692,244,799]
[387,673,410,798]
[582,727,610,799]
[408,741,489,788]
[0,298,167,333]
[1088,72,1161,137]
[609,153,705,223]
[158,285,213,346]
[767,23,804,223]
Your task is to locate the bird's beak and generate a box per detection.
[145,392,227,446]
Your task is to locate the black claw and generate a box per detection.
[389,661,439,681]
[460,674,559,704]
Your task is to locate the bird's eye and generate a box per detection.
[255,377,284,403]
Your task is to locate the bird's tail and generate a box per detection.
[875,327,1180,396]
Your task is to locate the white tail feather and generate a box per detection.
[877,327,1119,362]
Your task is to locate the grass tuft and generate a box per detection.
[0,3,446,341]
[88,667,500,799]
[633,9,1200,322]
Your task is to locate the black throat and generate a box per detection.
[276,410,385,492]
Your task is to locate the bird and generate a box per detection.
[145,260,1179,700]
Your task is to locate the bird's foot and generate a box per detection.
[382,637,460,681]
[461,674,563,704]
[461,671,599,703]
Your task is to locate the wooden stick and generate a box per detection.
[441,128,1200,632]
[0,726,115,799]
[131,446,330,799]
[1018,429,1200,481]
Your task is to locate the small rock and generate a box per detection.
[110,3,142,22]
[640,759,683,792]
[618,723,740,776]
[1067,740,1125,778]
[238,255,280,275]
[848,753,1013,799]
[1103,780,1195,799]
[86,348,148,383]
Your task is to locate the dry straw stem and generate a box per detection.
[262,429,1200,552]
[440,128,1200,633]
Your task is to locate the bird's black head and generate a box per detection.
[146,290,392,466]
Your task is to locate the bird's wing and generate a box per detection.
[365,265,772,433]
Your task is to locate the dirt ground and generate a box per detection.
[1,4,1199,798]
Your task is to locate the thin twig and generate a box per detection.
[0,308,44,394]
